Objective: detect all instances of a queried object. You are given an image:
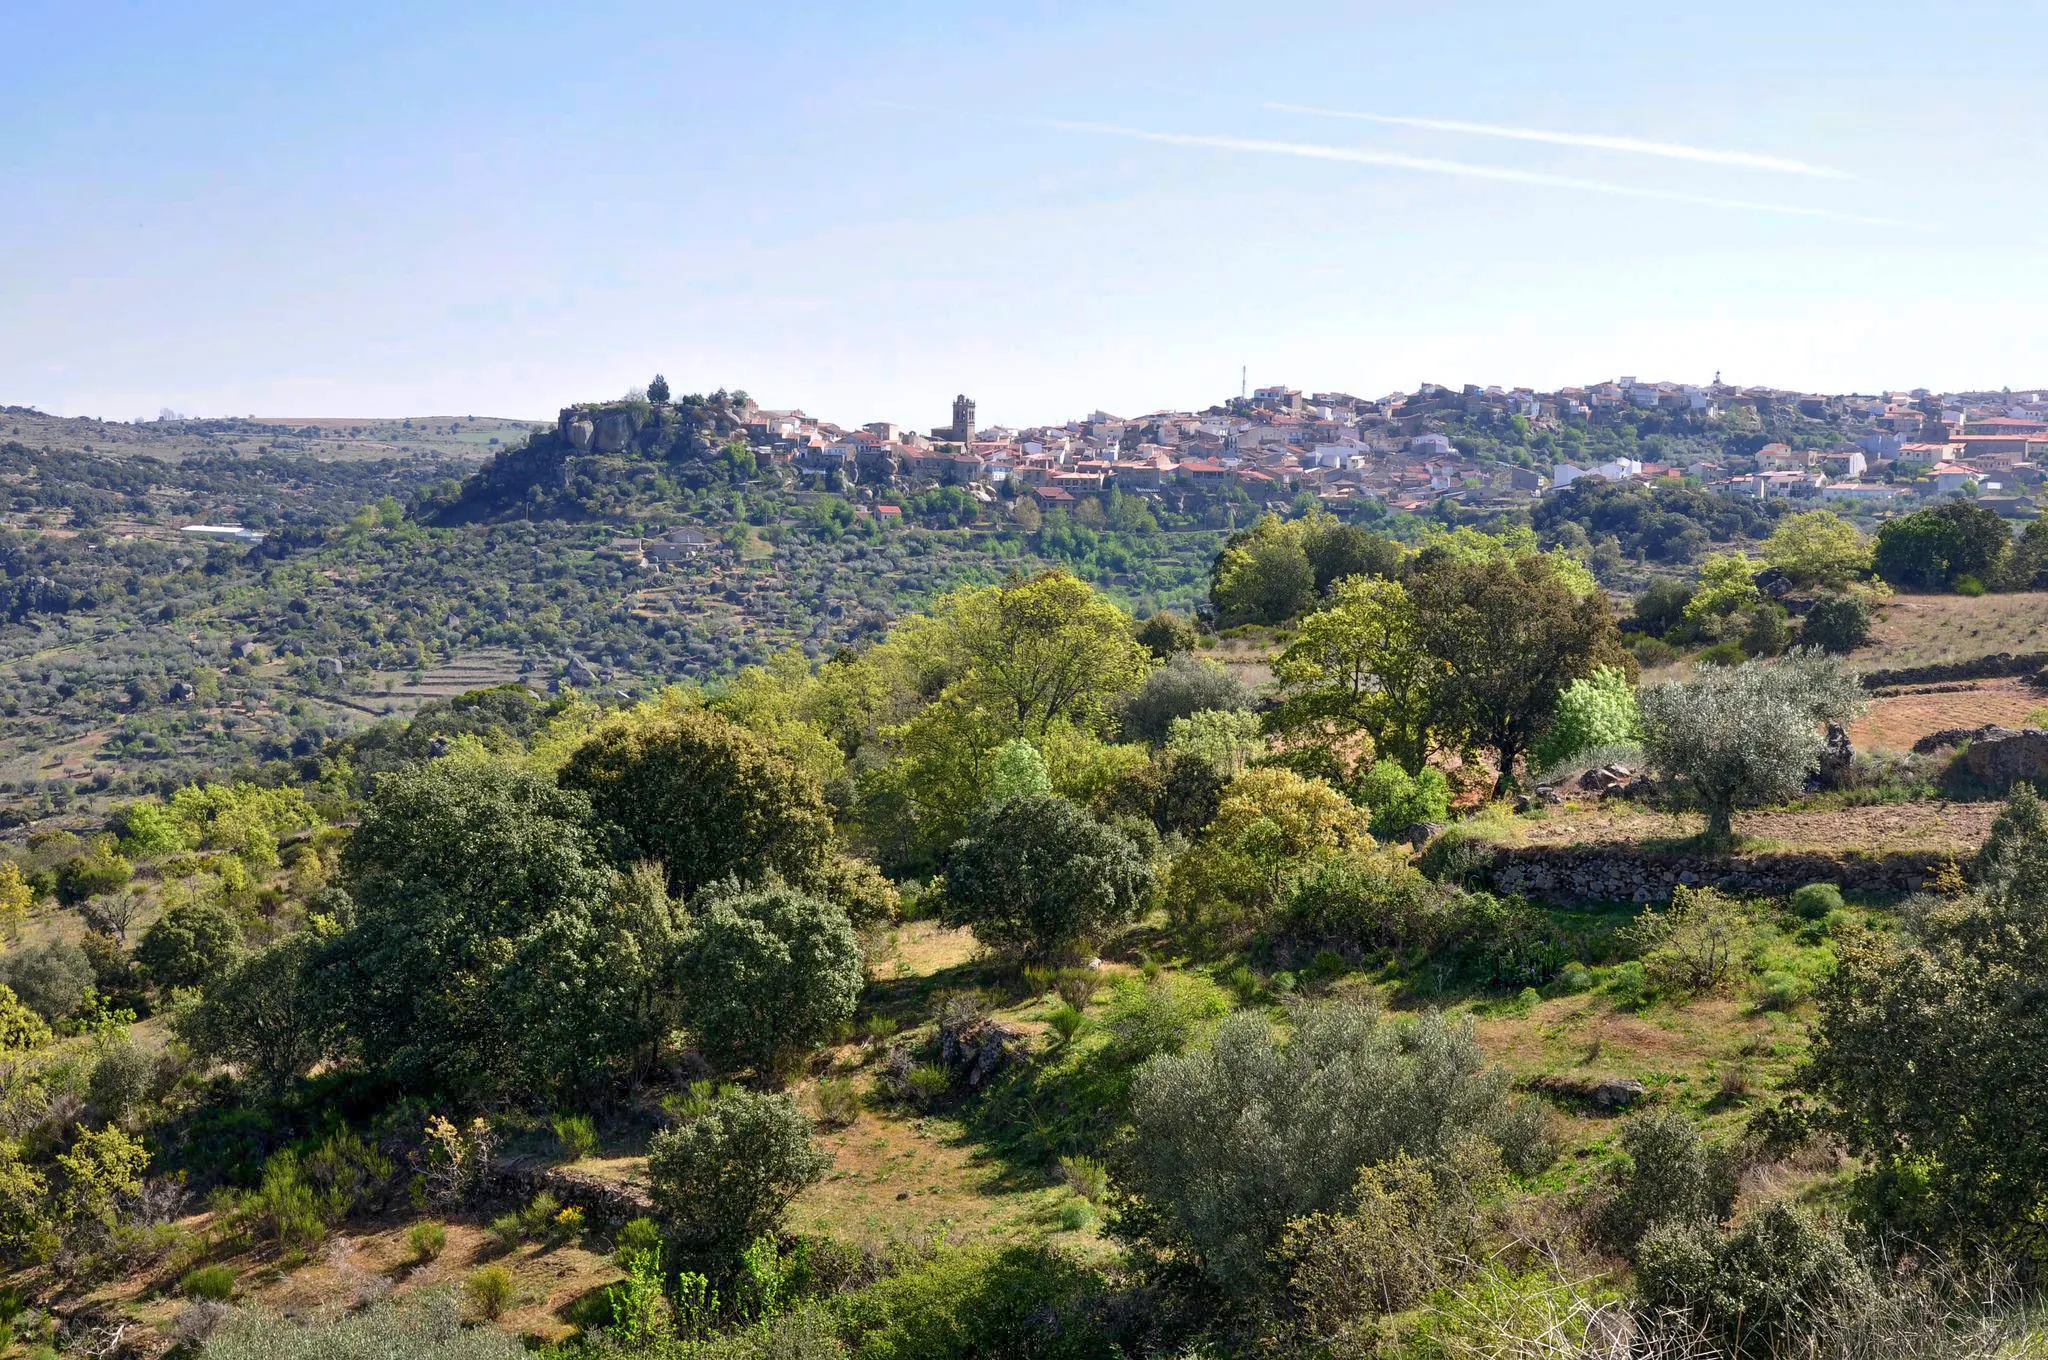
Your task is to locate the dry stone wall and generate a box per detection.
[1481,844,1950,904]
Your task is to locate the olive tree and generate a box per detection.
[1640,651,1863,847]
[942,795,1153,961]
[1120,1001,1550,1295]
[679,883,863,1075]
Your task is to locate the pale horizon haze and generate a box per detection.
[5,0,2046,430]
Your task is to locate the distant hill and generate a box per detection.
[0,405,533,465]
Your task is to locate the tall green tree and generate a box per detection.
[320,760,680,1102]
[1211,515,1316,624]
[1409,553,1624,794]
[1271,575,1442,776]
[559,707,834,898]
[679,884,863,1076]
[943,795,1153,961]
[1871,501,2011,590]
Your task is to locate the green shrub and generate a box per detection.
[1756,970,1807,1012]
[813,1077,862,1128]
[1598,1111,1738,1254]
[1635,1202,1867,1356]
[405,1221,446,1263]
[488,1211,523,1251]
[1123,1002,1550,1294]
[464,1264,514,1320]
[1101,973,1230,1065]
[1044,1002,1086,1044]
[1955,573,1987,597]
[646,1088,828,1265]
[1055,1202,1092,1232]
[1550,962,1594,995]
[516,1191,560,1240]
[903,1064,953,1107]
[551,1113,598,1162]
[1789,883,1842,921]
[547,1205,586,1248]
[1351,761,1452,838]
[1605,960,1650,1010]
[681,883,863,1075]
[1534,667,1642,772]
[839,1245,1114,1360]
[199,1295,523,1360]
[614,1216,662,1267]
[1057,1155,1108,1205]
[181,1264,237,1301]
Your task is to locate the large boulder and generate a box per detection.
[1959,727,2048,789]
[595,410,637,452]
[564,417,596,451]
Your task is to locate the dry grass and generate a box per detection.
[1490,802,1999,854]
[1854,590,2048,669]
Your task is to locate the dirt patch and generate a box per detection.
[1851,677,2044,751]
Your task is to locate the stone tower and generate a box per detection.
[952,394,976,443]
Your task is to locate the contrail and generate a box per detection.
[1264,104,1851,179]
[1049,120,1896,225]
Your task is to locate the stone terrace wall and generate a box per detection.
[1483,844,1951,904]
[489,1156,651,1228]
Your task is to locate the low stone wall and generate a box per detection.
[1482,844,1952,904]
[1862,651,2048,690]
[488,1156,651,1228]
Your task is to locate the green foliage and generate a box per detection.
[1871,501,2011,590]
[1801,592,1873,653]
[1134,610,1196,659]
[1211,514,1317,624]
[1625,886,1751,997]
[1635,1202,1865,1358]
[941,796,1153,961]
[1279,1145,1504,1344]
[552,1113,598,1162]
[53,843,133,907]
[646,1088,827,1263]
[465,1264,514,1320]
[1789,882,1843,920]
[681,883,863,1074]
[1641,651,1866,844]
[1764,509,1870,588]
[1272,574,1439,776]
[1408,551,1626,794]
[135,901,245,992]
[322,758,679,1102]
[559,704,835,898]
[1351,761,1452,837]
[406,1220,447,1262]
[0,985,51,1053]
[1597,1110,1738,1254]
[1120,1001,1549,1293]
[176,934,332,1091]
[199,1294,525,1360]
[1100,972,1231,1065]
[0,941,93,1022]
[1533,666,1641,772]
[182,1264,238,1301]
[55,1124,148,1238]
[1166,767,1374,947]
[982,739,1051,805]
[1118,654,1251,747]
[839,1245,1116,1360]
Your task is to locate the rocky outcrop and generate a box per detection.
[595,409,638,452]
[565,416,596,451]
[1950,726,2048,789]
[1482,844,1949,904]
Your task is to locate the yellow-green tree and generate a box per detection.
[1168,768,1373,947]
[1764,510,1870,589]
[1272,576,1445,776]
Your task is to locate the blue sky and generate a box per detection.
[5,0,2046,428]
